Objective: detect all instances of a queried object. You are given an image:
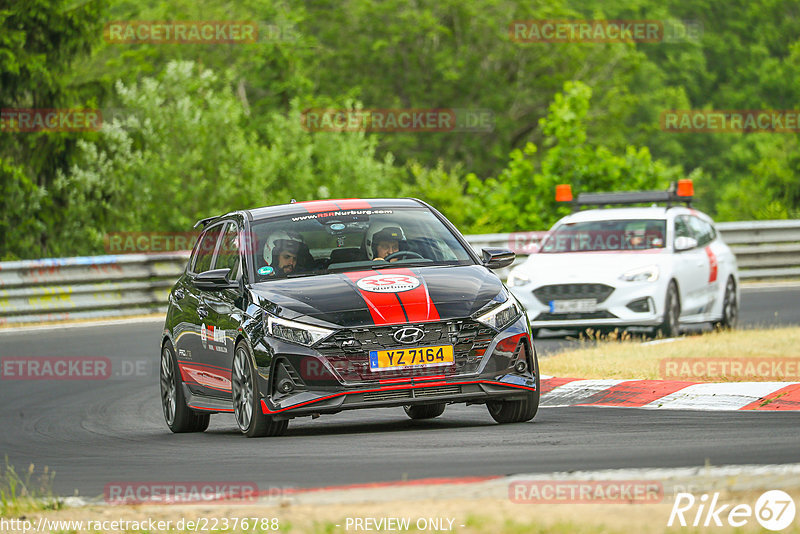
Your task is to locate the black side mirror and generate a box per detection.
[193,268,238,290]
[481,248,515,269]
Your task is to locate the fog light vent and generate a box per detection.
[627,297,652,313]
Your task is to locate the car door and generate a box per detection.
[686,215,720,316]
[194,221,245,398]
[671,215,709,317]
[174,223,226,397]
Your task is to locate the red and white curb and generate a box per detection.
[540,376,800,411]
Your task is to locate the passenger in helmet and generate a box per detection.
[365,225,406,262]
[263,231,306,276]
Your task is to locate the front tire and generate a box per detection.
[160,342,210,433]
[231,342,288,438]
[403,403,446,420]
[713,277,738,330]
[486,345,540,424]
[657,281,681,338]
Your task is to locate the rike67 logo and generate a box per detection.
[669,490,796,531]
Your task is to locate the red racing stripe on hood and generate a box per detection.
[387,267,440,322]
[344,270,408,325]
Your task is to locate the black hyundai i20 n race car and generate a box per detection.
[160,198,539,437]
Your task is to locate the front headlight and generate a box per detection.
[266,314,334,346]
[475,297,522,330]
[506,271,530,287]
[619,265,660,282]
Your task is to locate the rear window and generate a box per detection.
[539,219,667,253]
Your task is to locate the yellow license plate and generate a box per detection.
[369,345,454,371]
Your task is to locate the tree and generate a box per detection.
[464,81,688,233]
[56,61,402,256]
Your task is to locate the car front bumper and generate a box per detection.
[254,316,538,417]
[511,279,668,331]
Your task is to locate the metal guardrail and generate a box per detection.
[0,253,188,325]
[1,221,798,325]
[466,220,800,281]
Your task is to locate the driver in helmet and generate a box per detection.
[263,231,306,276]
[366,225,406,262]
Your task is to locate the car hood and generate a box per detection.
[512,250,669,284]
[250,265,504,328]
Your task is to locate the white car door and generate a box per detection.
[672,215,710,317]
[686,215,722,316]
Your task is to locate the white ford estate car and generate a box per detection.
[507,182,739,337]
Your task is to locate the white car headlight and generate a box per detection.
[507,271,531,287]
[619,265,660,282]
[266,314,334,346]
[475,297,522,330]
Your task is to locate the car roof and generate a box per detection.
[246,198,426,221]
[558,206,700,224]
[194,198,428,228]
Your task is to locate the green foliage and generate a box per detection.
[0,159,46,260]
[0,457,61,516]
[56,61,402,255]
[2,0,800,260]
[465,81,686,233]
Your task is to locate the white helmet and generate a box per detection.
[263,231,304,265]
[365,225,406,260]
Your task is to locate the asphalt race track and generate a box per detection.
[1,285,798,498]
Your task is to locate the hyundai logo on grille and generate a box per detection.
[393,327,425,344]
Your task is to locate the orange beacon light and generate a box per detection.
[555,184,573,202]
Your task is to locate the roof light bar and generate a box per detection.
[555,181,693,211]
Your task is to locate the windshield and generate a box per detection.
[249,207,474,280]
[539,219,667,253]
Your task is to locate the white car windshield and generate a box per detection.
[539,219,667,253]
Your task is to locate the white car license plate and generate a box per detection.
[549,299,597,313]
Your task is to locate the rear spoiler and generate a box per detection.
[193,215,221,229]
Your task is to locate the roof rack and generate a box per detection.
[556,180,693,211]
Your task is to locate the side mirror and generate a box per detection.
[674,236,698,251]
[193,268,238,290]
[481,248,516,269]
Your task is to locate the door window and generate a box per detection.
[191,224,224,274]
[687,216,715,247]
[214,222,242,279]
[674,216,694,244]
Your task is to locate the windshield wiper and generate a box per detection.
[371,260,433,269]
